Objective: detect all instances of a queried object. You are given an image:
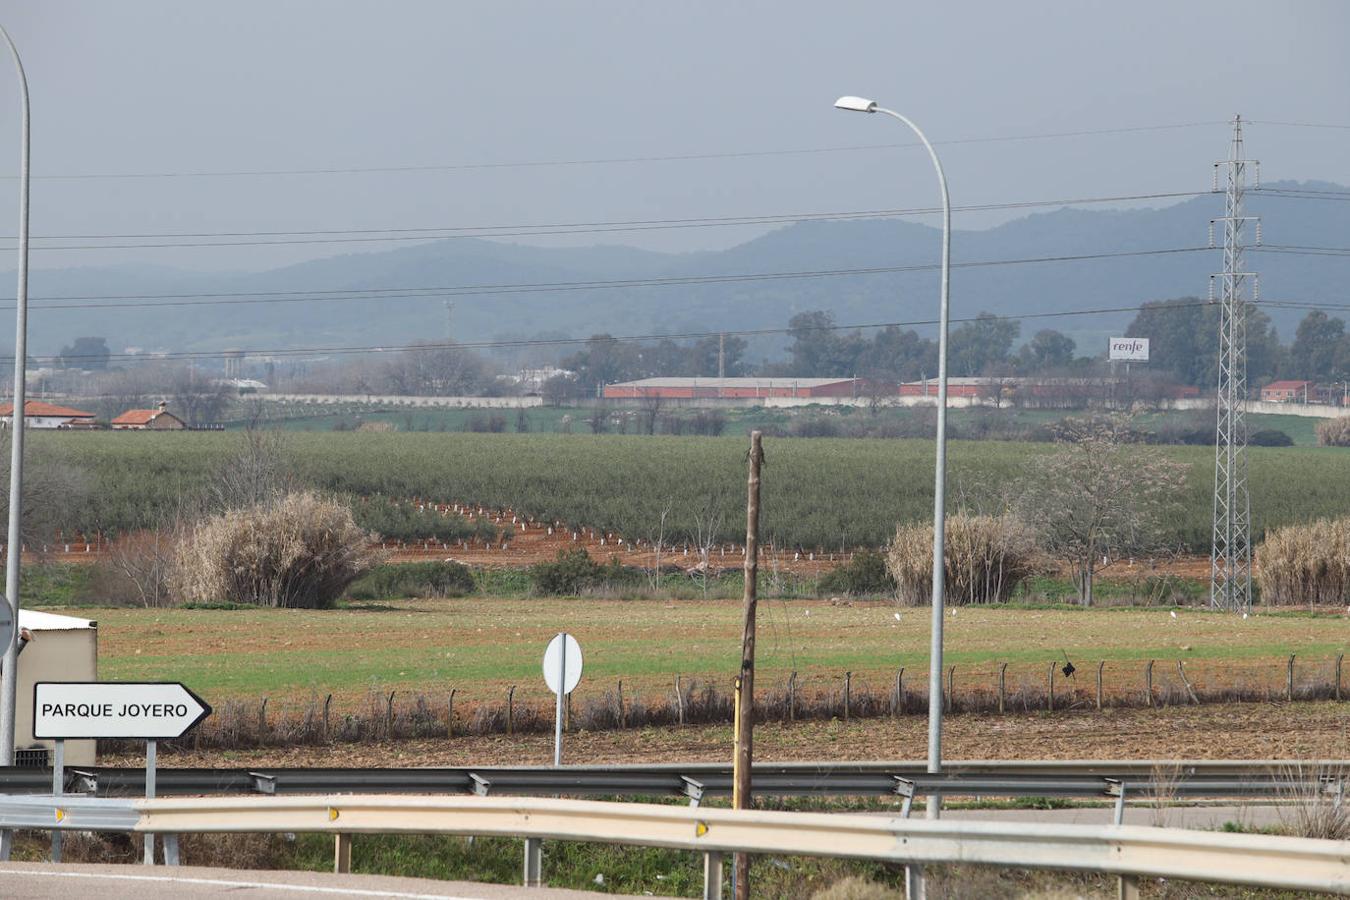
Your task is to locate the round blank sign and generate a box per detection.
[542,632,582,695]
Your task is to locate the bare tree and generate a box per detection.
[1019,414,1186,606]
[0,432,90,551]
[645,500,673,592]
[638,395,664,435]
[690,490,727,600]
[209,428,295,512]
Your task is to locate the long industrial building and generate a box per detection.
[601,377,887,400]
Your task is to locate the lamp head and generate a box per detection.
[834,96,877,113]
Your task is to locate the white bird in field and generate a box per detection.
[1242,612,1249,620]
[1170,611,1177,619]
[805,609,811,617]
[894,612,901,621]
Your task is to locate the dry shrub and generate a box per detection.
[173,491,381,608]
[1278,763,1350,840]
[1255,518,1350,605]
[885,513,1040,606]
[91,530,183,607]
[1315,415,1350,447]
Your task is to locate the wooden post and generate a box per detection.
[1096,661,1105,711]
[1287,654,1296,702]
[732,430,764,900]
[323,693,332,740]
[788,671,796,722]
[892,668,903,717]
[385,690,396,737]
[676,676,685,726]
[507,685,515,735]
[946,665,955,714]
[843,672,851,721]
[1047,662,1055,712]
[447,689,456,737]
[259,697,268,735]
[1336,654,1344,702]
[1145,660,1154,708]
[618,680,626,729]
[1177,660,1200,705]
[998,663,1007,714]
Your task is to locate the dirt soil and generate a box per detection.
[48,500,1217,579]
[111,701,1350,769]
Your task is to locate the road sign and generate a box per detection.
[543,633,583,695]
[33,682,211,740]
[543,633,582,767]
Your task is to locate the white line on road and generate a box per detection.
[0,868,489,899]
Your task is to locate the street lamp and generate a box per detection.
[834,95,951,804]
[0,23,31,767]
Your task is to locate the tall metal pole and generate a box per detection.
[868,106,951,806]
[1209,115,1256,614]
[0,23,30,766]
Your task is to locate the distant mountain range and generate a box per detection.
[3,179,1347,364]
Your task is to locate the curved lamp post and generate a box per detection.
[834,96,951,805]
[0,23,31,766]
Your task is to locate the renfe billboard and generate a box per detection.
[1108,337,1149,361]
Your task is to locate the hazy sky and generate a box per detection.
[0,0,1347,273]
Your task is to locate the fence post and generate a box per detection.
[618,680,626,729]
[1287,655,1296,702]
[507,686,515,735]
[676,676,686,726]
[1337,654,1344,702]
[323,694,332,741]
[892,668,903,717]
[447,689,457,738]
[1145,660,1154,708]
[386,691,396,737]
[259,697,268,736]
[788,671,796,722]
[1047,662,1055,712]
[998,663,1007,714]
[1176,661,1200,705]
[844,672,851,721]
[1096,661,1105,711]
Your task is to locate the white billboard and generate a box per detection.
[1108,337,1149,361]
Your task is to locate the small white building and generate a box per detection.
[0,401,98,429]
[14,610,98,766]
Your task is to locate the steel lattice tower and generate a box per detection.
[1210,115,1259,612]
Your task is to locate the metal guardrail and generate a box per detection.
[1,793,1347,896]
[1,759,1338,805]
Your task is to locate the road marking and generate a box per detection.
[0,868,488,899]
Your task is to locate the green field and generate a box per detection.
[82,598,1349,712]
[35,428,1350,550]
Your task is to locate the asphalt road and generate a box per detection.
[0,863,644,900]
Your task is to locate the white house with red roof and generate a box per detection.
[111,400,186,430]
[0,400,98,429]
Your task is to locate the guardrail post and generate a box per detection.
[334,834,352,874]
[523,837,543,887]
[703,850,724,900]
[50,738,63,863]
[1118,874,1140,900]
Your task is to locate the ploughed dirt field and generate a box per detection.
[106,701,1350,768]
[39,501,1215,579]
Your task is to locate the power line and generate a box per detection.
[0,121,1227,182]
[0,190,1211,244]
[0,246,1214,312]
[1248,119,1350,130]
[1,191,1219,252]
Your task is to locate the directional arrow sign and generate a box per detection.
[34,682,212,740]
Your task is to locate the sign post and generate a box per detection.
[542,634,582,766]
[34,682,210,866]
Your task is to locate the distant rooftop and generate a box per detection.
[609,377,857,388]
